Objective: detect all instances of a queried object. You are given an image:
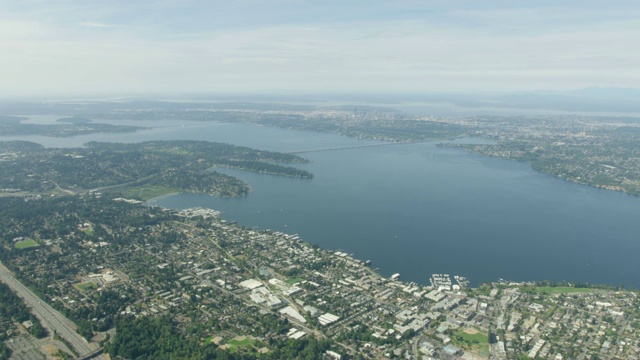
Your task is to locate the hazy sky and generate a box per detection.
[1,0,639,97]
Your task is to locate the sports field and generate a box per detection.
[14,239,39,249]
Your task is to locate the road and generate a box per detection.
[48,179,76,195]
[0,262,106,359]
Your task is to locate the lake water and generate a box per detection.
[5,121,640,287]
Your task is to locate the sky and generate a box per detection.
[0,0,639,97]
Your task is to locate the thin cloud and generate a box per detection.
[79,22,126,28]
[0,1,639,97]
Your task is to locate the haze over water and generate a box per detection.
[6,120,640,287]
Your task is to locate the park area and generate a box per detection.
[14,239,39,249]
[536,286,602,294]
[73,281,97,292]
[453,327,490,358]
[219,336,260,354]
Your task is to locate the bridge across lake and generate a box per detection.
[286,141,421,154]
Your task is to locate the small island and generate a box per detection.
[55,116,93,124]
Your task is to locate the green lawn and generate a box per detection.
[14,239,39,249]
[228,338,254,347]
[203,335,215,344]
[285,277,303,285]
[453,328,490,358]
[537,286,602,294]
[456,328,489,344]
[226,337,255,353]
[73,281,97,292]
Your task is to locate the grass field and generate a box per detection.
[228,338,253,347]
[73,281,97,292]
[14,239,39,249]
[285,277,303,285]
[226,337,255,353]
[457,328,489,344]
[454,327,490,358]
[537,286,602,294]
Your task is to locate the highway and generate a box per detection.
[0,262,106,359]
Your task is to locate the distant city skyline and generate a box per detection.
[1,0,639,97]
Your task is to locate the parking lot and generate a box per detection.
[5,335,45,360]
